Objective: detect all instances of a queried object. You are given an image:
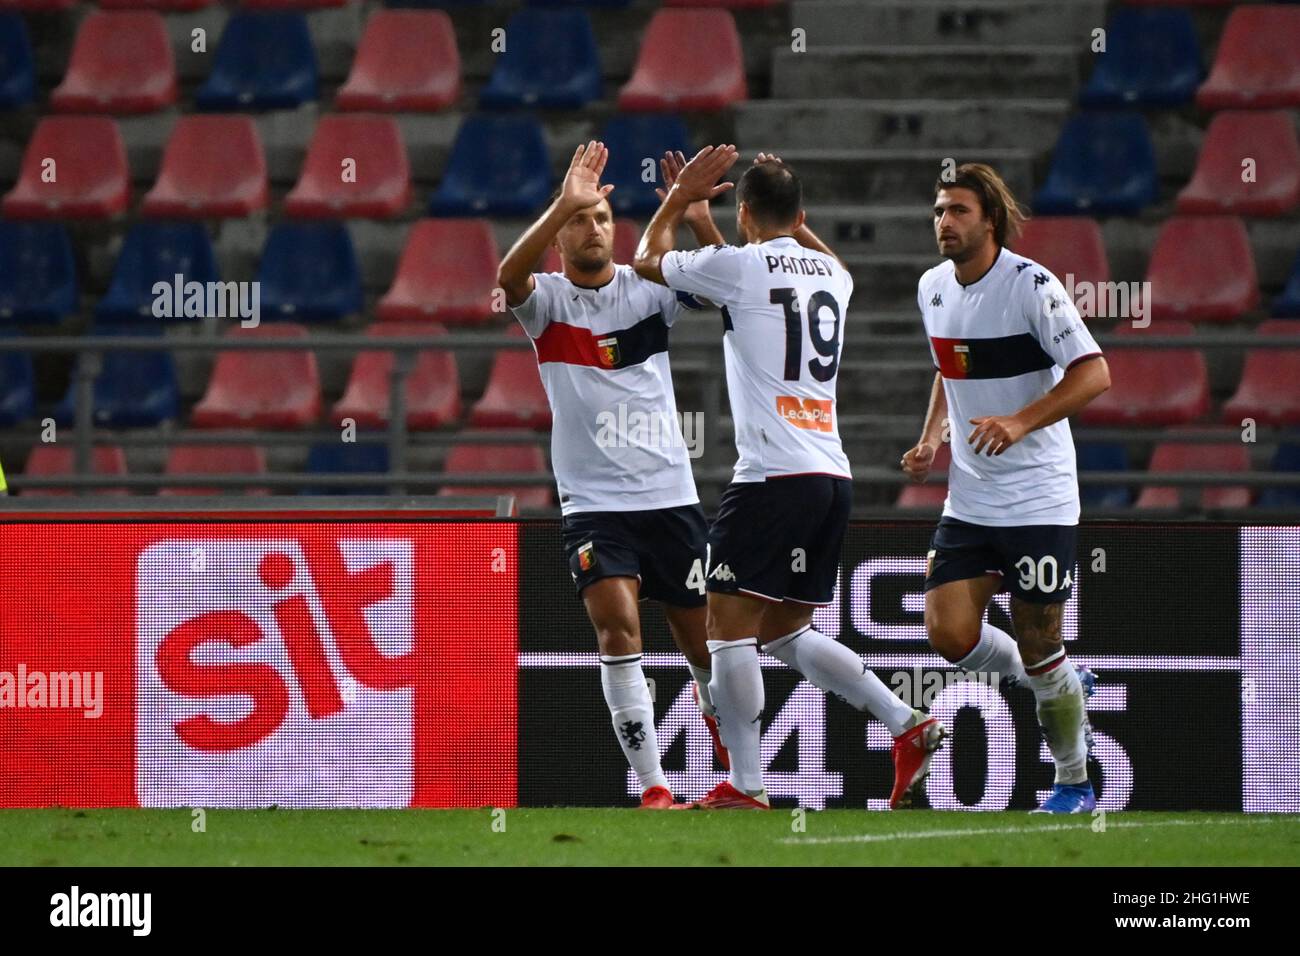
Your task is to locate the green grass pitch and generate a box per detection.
[1,809,1297,866]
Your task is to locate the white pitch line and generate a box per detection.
[780,817,1278,846]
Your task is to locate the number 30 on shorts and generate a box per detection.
[1015,554,1068,593]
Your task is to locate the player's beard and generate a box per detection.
[567,246,612,274]
[939,235,978,264]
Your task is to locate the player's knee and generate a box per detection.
[594,622,640,657]
[926,616,979,663]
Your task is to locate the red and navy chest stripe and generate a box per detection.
[535,312,668,370]
[930,333,1054,380]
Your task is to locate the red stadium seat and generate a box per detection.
[1144,216,1259,323]
[1,117,128,220]
[896,442,950,508]
[1222,320,1300,427]
[336,10,461,112]
[1176,111,1300,217]
[378,219,500,325]
[1134,434,1251,510]
[50,11,176,115]
[1080,321,1209,427]
[332,322,461,430]
[160,443,268,496]
[439,441,551,509]
[618,9,747,112]
[20,445,128,496]
[538,218,641,274]
[469,325,550,430]
[1196,6,1300,110]
[283,115,411,219]
[190,323,320,429]
[1010,217,1109,293]
[141,116,267,219]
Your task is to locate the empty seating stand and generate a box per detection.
[332,322,461,430]
[284,115,411,219]
[336,10,460,112]
[1177,111,1300,217]
[195,12,318,111]
[1259,442,1300,509]
[21,445,128,497]
[141,116,268,218]
[1032,112,1158,215]
[303,442,390,496]
[1080,8,1202,107]
[190,323,321,429]
[0,221,77,324]
[1145,216,1259,323]
[1134,437,1251,510]
[98,0,215,10]
[2,117,129,219]
[54,325,180,428]
[0,13,35,109]
[439,441,551,510]
[470,325,551,430]
[1222,320,1300,427]
[428,114,551,216]
[96,221,218,324]
[50,10,176,114]
[1076,443,1132,509]
[1010,217,1109,291]
[1275,251,1300,318]
[161,444,268,496]
[481,8,601,109]
[1080,321,1209,426]
[258,222,363,322]
[619,9,747,112]
[1197,6,1300,110]
[378,219,500,325]
[0,346,34,425]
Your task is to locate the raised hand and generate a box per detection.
[561,141,615,211]
[656,150,712,224]
[668,145,740,204]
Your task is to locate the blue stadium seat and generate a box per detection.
[480,9,602,109]
[428,114,551,216]
[0,13,35,109]
[302,442,391,495]
[97,222,218,324]
[1033,112,1158,216]
[258,222,362,323]
[599,114,692,215]
[1077,443,1132,508]
[0,222,78,325]
[54,324,179,428]
[1080,9,1202,108]
[1273,250,1300,318]
[527,1,631,8]
[195,12,318,110]
[0,344,35,426]
[1259,440,1300,508]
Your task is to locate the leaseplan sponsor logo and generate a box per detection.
[776,395,833,433]
[50,886,151,937]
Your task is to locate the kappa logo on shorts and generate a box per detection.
[709,563,736,582]
[578,541,596,571]
[776,395,833,433]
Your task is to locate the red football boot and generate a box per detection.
[889,717,946,809]
[681,780,771,810]
[639,785,676,809]
[693,682,730,771]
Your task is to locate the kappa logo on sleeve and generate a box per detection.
[776,395,834,432]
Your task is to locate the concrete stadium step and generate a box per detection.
[787,0,1108,47]
[736,99,1071,152]
[773,147,1035,206]
[842,253,945,310]
[772,46,1082,101]
[805,205,942,256]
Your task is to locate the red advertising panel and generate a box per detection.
[0,521,518,808]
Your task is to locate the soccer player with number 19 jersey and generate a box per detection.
[638,148,946,811]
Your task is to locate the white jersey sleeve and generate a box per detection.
[1018,266,1103,370]
[661,244,748,306]
[509,272,561,339]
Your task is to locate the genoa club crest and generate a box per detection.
[596,336,620,369]
[578,541,596,571]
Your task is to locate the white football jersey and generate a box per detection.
[661,237,853,483]
[511,264,702,515]
[917,248,1104,526]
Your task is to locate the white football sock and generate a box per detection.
[707,638,765,795]
[688,663,715,716]
[955,622,1028,687]
[764,625,914,737]
[1025,649,1088,785]
[600,653,668,793]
